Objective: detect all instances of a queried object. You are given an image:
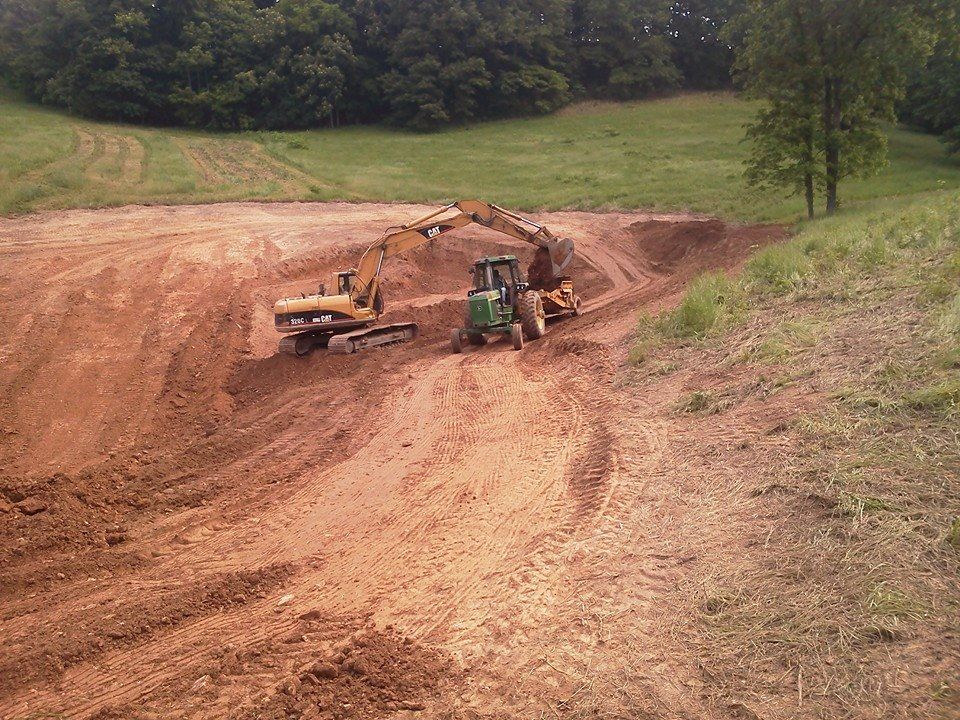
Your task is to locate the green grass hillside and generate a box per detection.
[2,90,958,220]
[631,189,960,716]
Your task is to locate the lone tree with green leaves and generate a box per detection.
[735,0,950,217]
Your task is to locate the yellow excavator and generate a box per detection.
[273,200,575,355]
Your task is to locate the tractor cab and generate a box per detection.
[468,256,528,306]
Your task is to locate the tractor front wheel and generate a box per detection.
[450,328,463,354]
[573,296,583,317]
[511,323,524,350]
[519,291,546,340]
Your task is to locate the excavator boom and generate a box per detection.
[351,200,574,309]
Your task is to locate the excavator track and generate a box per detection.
[278,331,332,357]
[328,322,419,354]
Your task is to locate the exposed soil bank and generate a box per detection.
[0,202,785,718]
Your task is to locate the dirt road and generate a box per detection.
[0,202,784,719]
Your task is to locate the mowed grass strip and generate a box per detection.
[2,89,959,219]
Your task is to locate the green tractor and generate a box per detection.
[450,255,580,353]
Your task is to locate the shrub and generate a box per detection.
[657,273,741,338]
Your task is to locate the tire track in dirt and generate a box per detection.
[0,351,578,716]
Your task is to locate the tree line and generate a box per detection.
[0,0,743,131]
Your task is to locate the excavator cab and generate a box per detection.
[336,271,356,296]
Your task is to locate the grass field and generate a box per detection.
[2,89,958,221]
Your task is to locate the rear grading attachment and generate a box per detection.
[450,253,582,353]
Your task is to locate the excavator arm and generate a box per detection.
[351,200,575,309]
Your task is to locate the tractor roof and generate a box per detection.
[473,255,518,264]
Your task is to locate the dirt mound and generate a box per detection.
[626,218,787,278]
[255,626,462,719]
[628,218,727,268]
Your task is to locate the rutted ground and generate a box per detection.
[0,202,785,718]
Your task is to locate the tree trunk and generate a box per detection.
[805,172,815,219]
[823,77,841,215]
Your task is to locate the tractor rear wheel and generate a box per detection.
[573,296,583,317]
[519,291,546,340]
[450,328,463,354]
[511,323,524,350]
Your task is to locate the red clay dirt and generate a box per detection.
[0,202,785,719]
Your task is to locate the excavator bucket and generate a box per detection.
[548,237,575,275]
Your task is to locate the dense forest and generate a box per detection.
[0,0,957,152]
[0,0,738,130]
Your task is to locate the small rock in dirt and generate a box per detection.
[2,488,25,503]
[398,700,425,711]
[766,421,789,435]
[727,702,761,720]
[106,629,126,639]
[298,609,323,621]
[191,674,213,693]
[277,593,295,606]
[105,532,127,546]
[279,675,301,696]
[17,497,48,516]
[0,499,12,513]
[308,661,339,680]
[400,441,412,447]
[344,658,370,676]
[300,671,320,685]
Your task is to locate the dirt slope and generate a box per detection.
[0,202,784,719]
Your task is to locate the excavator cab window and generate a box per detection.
[337,273,354,296]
